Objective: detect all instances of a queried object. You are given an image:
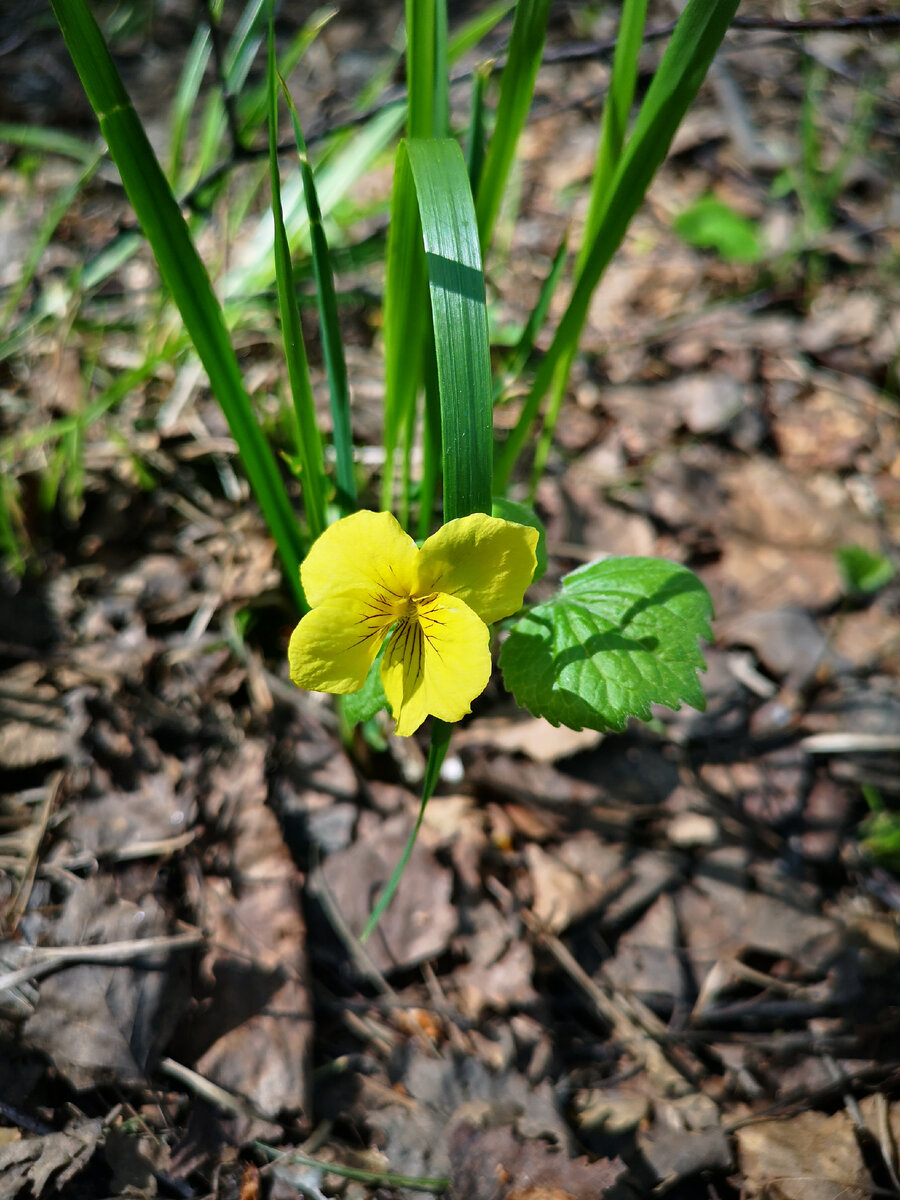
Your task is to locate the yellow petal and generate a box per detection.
[301,510,418,609]
[416,513,538,624]
[288,592,386,694]
[380,592,491,736]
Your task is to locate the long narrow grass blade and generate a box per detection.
[168,24,211,184]
[475,0,551,252]
[240,8,337,140]
[494,0,739,492]
[432,0,449,139]
[52,0,306,611]
[280,77,356,514]
[494,231,567,403]
[193,0,266,181]
[405,0,435,138]
[406,138,492,522]
[465,62,490,193]
[255,1139,449,1193]
[530,0,647,489]
[448,0,514,59]
[0,123,98,162]
[225,104,404,300]
[578,0,647,268]
[418,327,441,540]
[267,20,327,541]
[1,153,101,334]
[0,475,27,575]
[0,356,167,458]
[381,147,428,521]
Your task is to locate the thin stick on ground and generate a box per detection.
[0,929,203,994]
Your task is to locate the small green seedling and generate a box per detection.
[673,194,764,263]
[836,544,896,596]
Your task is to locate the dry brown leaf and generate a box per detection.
[773,387,873,472]
[0,719,73,770]
[310,811,457,974]
[23,878,189,1088]
[453,717,602,764]
[525,838,624,934]
[724,458,876,552]
[448,1123,624,1200]
[457,940,537,1020]
[604,893,684,1007]
[737,1109,874,1200]
[190,740,312,1121]
[0,1116,102,1198]
[679,857,842,989]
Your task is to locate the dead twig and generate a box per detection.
[0,929,203,994]
[6,770,63,934]
[158,1056,267,1123]
[801,733,900,754]
[522,908,713,1108]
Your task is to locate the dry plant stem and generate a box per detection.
[159,1056,267,1122]
[522,908,710,1103]
[0,930,203,993]
[254,1139,450,1194]
[693,956,805,1018]
[7,770,62,933]
[312,854,396,998]
[313,862,440,1056]
[870,1091,900,1193]
[108,831,196,862]
[801,733,900,754]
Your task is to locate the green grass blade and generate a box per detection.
[225,103,404,300]
[418,327,441,540]
[494,231,567,403]
[168,23,211,184]
[193,0,266,179]
[81,231,143,292]
[448,0,515,59]
[494,0,739,492]
[1,152,101,335]
[406,138,492,522]
[255,1139,449,1193]
[405,0,448,138]
[0,356,167,459]
[51,0,306,611]
[433,0,449,139]
[279,76,356,515]
[404,0,448,138]
[465,62,490,193]
[406,0,435,138]
[0,122,98,162]
[267,20,327,541]
[530,0,647,490]
[578,0,647,269]
[0,474,27,575]
[475,0,551,252]
[381,146,428,521]
[240,8,337,140]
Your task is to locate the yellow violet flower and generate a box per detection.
[288,510,539,736]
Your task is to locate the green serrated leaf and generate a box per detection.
[491,497,547,583]
[499,556,713,732]
[341,646,388,726]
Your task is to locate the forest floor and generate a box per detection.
[1,2,899,1198]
